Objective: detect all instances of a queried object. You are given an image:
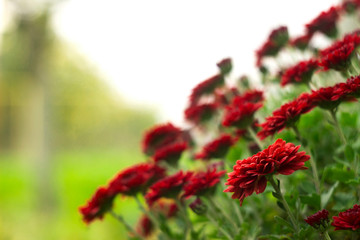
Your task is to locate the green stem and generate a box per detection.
[329,110,347,145]
[134,195,172,240]
[175,198,192,240]
[323,231,332,240]
[205,211,234,240]
[292,126,321,194]
[247,126,264,150]
[268,175,299,233]
[208,197,239,232]
[110,210,143,239]
[221,179,244,225]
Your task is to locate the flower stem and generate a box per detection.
[292,126,321,194]
[110,210,144,239]
[135,195,172,240]
[247,126,264,150]
[221,179,244,225]
[175,198,193,240]
[268,175,299,233]
[323,231,332,240]
[205,211,234,240]
[208,197,239,232]
[329,110,347,145]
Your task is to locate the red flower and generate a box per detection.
[217,58,232,75]
[289,34,313,51]
[305,6,340,38]
[332,204,360,231]
[256,40,282,67]
[108,163,166,196]
[268,26,289,46]
[319,43,355,72]
[136,215,154,237]
[189,74,224,106]
[233,90,264,104]
[340,0,360,14]
[183,169,226,197]
[145,171,193,206]
[320,30,360,57]
[222,101,262,128]
[153,142,187,166]
[224,139,310,205]
[79,187,114,224]
[184,103,218,124]
[257,93,314,139]
[310,84,356,110]
[142,123,182,156]
[305,209,330,230]
[337,75,360,97]
[214,87,240,106]
[194,134,236,160]
[255,26,289,66]
[189,197,207,215]
[280,59,319,86]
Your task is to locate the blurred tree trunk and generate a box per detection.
[0,6,56,212]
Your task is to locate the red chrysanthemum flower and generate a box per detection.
[256,40,282,67]
[189,74,225,105]
[79,187,115,224]
[183,169,226,198]
[189,197,207,215]
[136,215,154,238]
[268,26,289,47]
[108,163,166,196]
[184,103,218,124]
[340,0,360,14]
[153,142,187,166]
[194,134,236,160]
[289,34,313,51]
[224,139,310,205]
[336,75,360,97]
[305,209,330,230]
[281,59,319,86]
[305,6,340,38]
[214,87,240,106]
[217,58,232,75]
[232,90,264,105]
[222,101,262,128]
[319,43,355,72]
[310,84,356,110]
[145,171,193,206]
[255,26,289,67]
[332,204,360,231]
[320,31,360,57]
[142,123,182,156]
[257,93,314,139]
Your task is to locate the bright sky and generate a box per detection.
[4,0,341,124]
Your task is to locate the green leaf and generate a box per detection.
[323,166,355,183]
[258,234,291,240]
[300,193,321,209]
[274,215,294,230]
[272,191,281,199]
[321,181,339,208]
[345,144,355,162]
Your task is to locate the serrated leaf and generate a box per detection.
[323,166,354,183]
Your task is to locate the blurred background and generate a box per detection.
[0,0,338,239]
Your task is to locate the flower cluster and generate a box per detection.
[305,209,330,231]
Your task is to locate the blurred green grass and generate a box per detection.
[0,148,143,240]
